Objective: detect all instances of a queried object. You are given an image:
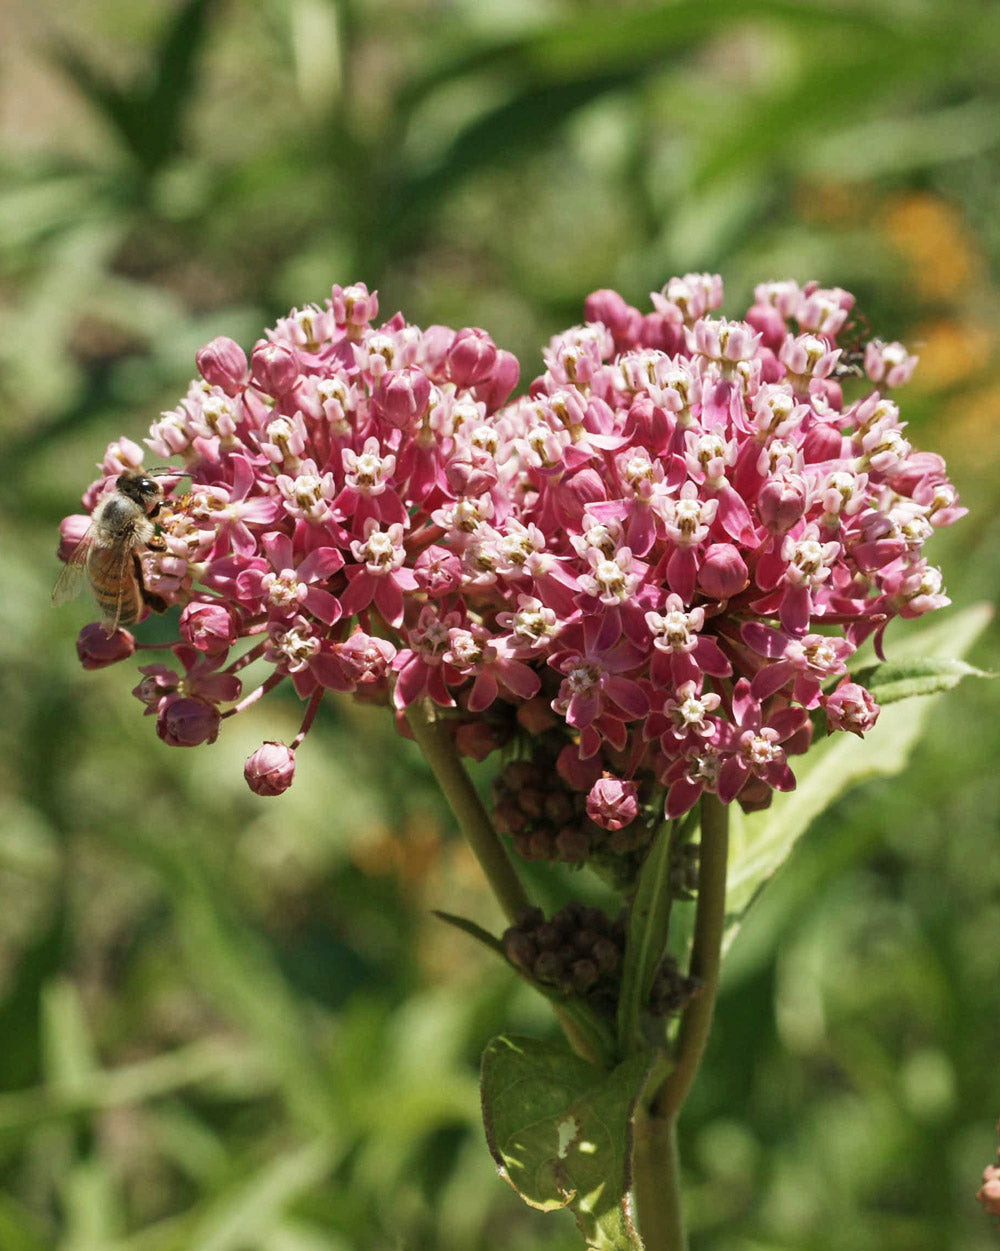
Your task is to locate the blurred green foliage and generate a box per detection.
[0,0,997,1247]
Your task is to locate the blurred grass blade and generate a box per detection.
[48,0,217,175]
[182,1138,336,1251]
[398,0,918,110]
[0,898,65,1093]
[142,0,219,173]
[41,978,96,1099]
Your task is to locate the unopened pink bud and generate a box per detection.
[697,543,749,599]
[556,744,603,793]
[745,302,787,352]
[245,741,296,795]
[474,349,520,412]
[250,339,300,395]
[824,681,879,737]
[58,514,92,562]
[446,327,498,387]
[584,289,642,347]
[156,696,221,747]
[196,336,249,395]
[586,777,639,831]
[758,475,808,533]
[445,447,498,497]
[803,420,844,462]
[372,367,431,429]
[179,602,239,652]
[76,623,135,669]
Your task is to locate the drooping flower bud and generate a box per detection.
[196,336,249,395]
[156,696,221,747]
[244,741,295,795]
[76,623,135,669]
[586,777,639,831]
[824,680,879,736]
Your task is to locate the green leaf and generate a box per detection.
[617,821,676,1057]
[481,1035,651,1250]
[723,603,993,957]
[853,657,993,705]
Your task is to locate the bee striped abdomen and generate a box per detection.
[88,545,143,626]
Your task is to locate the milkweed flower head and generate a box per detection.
[58,276,963,856]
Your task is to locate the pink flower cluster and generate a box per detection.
[60,276,963,832]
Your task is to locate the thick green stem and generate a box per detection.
[633,794,730,1248]
[632,1109,687,1251]
[653,792,730,1120]
[404,700,530,924]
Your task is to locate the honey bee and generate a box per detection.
[53,470,180,633]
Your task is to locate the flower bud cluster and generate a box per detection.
[59,275,963,830]
[502,904,696,1021]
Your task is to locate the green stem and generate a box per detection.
[632,1109,687,1251]
[632,794,730,1249]
[404,700,530,924]
[653,792,730,1121]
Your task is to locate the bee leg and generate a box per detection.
[142,592,169,614]
[134,554,168,615]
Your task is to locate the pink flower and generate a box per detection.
[717,679,808,804]
[586,778,639,831]
[56,275,960,839]
[824,680,880,736]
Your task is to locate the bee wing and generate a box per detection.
[51,528,94,605]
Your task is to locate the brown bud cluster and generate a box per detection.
[491,757,599,862]
[502,904,626,1018]
[502,904,699,1022]
[490,746,654,863]
[670,841,700,900]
